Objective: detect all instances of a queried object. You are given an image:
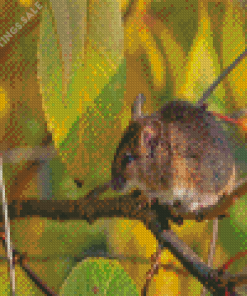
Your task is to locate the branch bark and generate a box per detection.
[1,177,245,223]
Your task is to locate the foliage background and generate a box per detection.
[0,0,246,294]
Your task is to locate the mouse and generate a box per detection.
[111,97,236,214]
[76,48,246,216]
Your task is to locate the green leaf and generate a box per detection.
[59,258,139,296]
[38,1,125,148]
[218,217,247,256]
[95,61,126,119]
[229,194,247,233]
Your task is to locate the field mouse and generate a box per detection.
[111,97,236,214]
[77,49,246,215]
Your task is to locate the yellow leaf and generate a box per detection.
[131,221,157,257]
[0,83,14,145]
[179,1,225,104]
[148,270,180,296]
[125,15,142,54]
[125,7,165,89]
[222,4,246,108]
[11,218,47,256]
[0,87,9,114]
[106,219,157,258]
[170,220,210,262]
[138,26,165,88]
[160,26,186,98]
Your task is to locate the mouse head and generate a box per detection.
[111,99,236,214]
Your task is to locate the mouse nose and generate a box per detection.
[111,175,126,191]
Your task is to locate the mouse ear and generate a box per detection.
[140,120,162,154]
[131,93,146,120]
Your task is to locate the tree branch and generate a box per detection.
[0,180,245,294]
[2,177,245,223]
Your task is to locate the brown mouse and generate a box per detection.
[111,98,236,214]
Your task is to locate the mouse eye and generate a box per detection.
[125,152,135,163]
[121,152,136,167]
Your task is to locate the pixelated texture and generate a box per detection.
[0,0,246,295]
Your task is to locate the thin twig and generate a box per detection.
[201,217,219,296]
[16,257,57,296]
[198,48,247,106]
[142,247,162,296]
[0,154,15,295]
[208,218,219,268]
[0,145,57,164]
